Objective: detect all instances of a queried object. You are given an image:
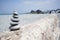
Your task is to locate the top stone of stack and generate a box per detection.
[13,10,18,15]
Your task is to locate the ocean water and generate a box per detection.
[0,14,60,32]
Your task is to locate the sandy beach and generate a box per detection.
[0,14,60,32]
[0,14,60,40]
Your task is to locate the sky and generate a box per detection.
[0,0,60,14]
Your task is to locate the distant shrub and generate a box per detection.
[36,10,42,14]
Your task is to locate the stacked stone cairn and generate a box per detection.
[9,11,20,31]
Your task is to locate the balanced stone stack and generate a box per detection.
[9,11,20,31]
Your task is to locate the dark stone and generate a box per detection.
[10,28,20,31]
[11,19,19,22]
[13,13,18,16]
[13,16,18,18]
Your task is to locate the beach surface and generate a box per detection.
[0,14,60,40]
[0,13,60,32]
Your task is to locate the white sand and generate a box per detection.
[0,14,51,32]
[0,14,60,40]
